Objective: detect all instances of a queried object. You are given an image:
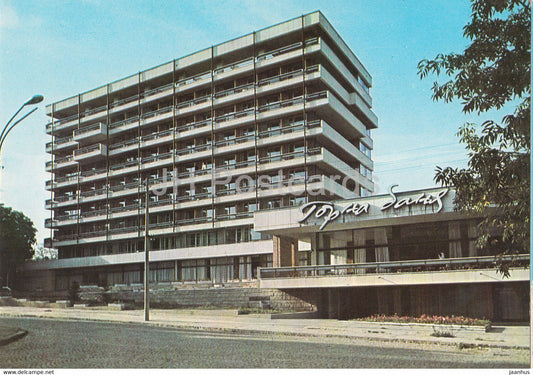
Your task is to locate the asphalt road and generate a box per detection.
[0,317,529,368]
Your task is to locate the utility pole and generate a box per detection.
[143,180,150,321]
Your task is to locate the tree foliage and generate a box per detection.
[32,246,58,261]
[0,204,36,287]
[417,0,531,276]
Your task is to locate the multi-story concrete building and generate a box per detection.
[40,11,377,291]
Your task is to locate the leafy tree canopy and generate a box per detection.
[0,204,36,287]
[418,0,530,276]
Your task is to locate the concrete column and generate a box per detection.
[311,234,318,266]
[327,289,339,319]
[273,235,297,267]
[291,242,299,267]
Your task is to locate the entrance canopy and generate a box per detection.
[253,186,467,240]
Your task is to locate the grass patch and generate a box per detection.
[431,326,456,338]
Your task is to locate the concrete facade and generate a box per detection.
[35,11,377,292]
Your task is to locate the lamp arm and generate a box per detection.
[0,107,38,152]
[0,104,26,143]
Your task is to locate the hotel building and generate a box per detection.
[25,11,527,321]
[39,11,377,290]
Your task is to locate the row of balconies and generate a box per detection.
[46,120,373,200]
[46,146,327,206]
[44,93,329,174]
[45,38,321,134]
[45,170,361,237]
[47,64,322,151]
[46,36,373,137]
[46,173,319,222]
[51,211,257,243]
[45,144,322,193]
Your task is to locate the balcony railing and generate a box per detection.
[175,95,211,110]
[214,57,254,75]
[81,167,107,178]
[80,104,107,119]
[73,144,104,157]
[214,83,254,99]
[215,108,254,124]
[215,134,254,148]
[258,147,321,164]
[256,37,318,61]
[176,118,211,133]
[141,83,173,98]
[73,122,106,137]
[175,71,211,88]
[46,136,75,151]
[258,119,320,139]
[142,128,173,143]
[258,254,531,279]
[141,106,173,121]
[46,155,75,171]
[110,94,139,109]
[109,138,139,151]
[109,116,139,130]
[175,143,210,156]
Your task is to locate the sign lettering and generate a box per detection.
[298,186,449,230]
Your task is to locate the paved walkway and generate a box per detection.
[0,306,530,350]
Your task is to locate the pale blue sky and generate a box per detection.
[1,0,492,245]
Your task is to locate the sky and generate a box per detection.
[0,0,497,246]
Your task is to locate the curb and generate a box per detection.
[0,312,528,351]
[0,328,28,346]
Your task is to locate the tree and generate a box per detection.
[0,204,36,287]
[32,246,58,261]
[417,0,530,276]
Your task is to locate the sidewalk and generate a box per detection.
[0,306,530,350]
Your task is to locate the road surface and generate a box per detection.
[0,317,529,368]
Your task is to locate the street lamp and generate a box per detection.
[0,95,44,153]
[0,95,44,200]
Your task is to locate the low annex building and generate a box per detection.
[253,186,530,321]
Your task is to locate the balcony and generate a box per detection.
[79,104,107,125]
[44,218,58,228]
[46,212,79,227]
[109,94,139,114]
[73,143,107,162]
[175,95,211,115]
[45,155,77,172]
[46,113,78,134]
[108,117,139,135]
[46,136,77,153]
[45,194,77,209]
[140,106,173,126]
[45,173,79,191]
[175,71,211,93]
[140,83,173,104]
[73,122,107,143]
[258,255,531,289]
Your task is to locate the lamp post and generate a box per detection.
[0,95,44,153]
[0,95,44,200]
